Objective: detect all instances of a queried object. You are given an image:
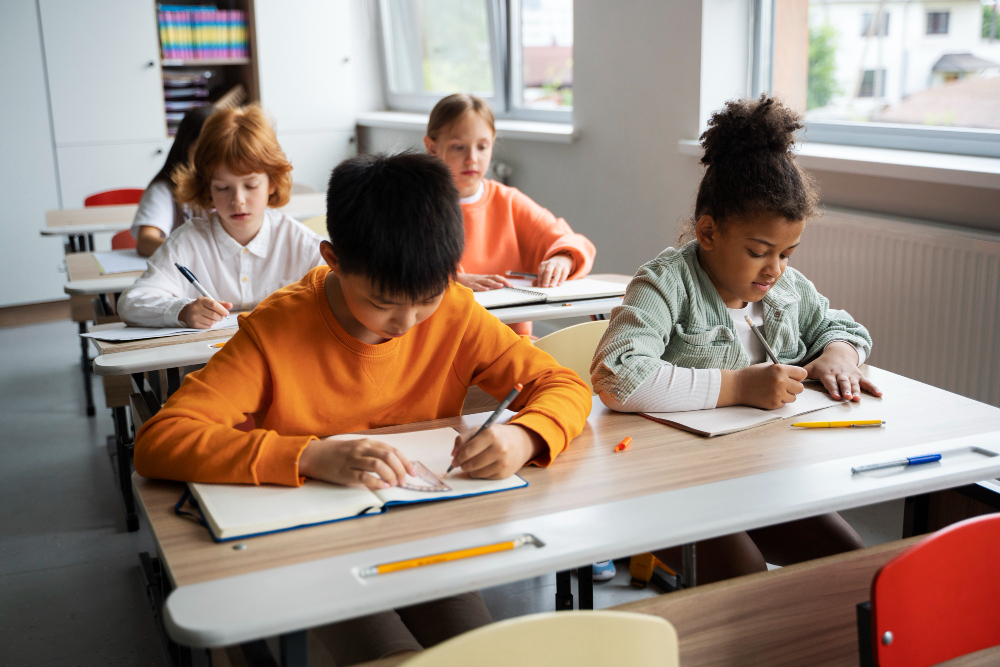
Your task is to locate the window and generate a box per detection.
[861,11,888,37]
[766,0,1000,158]
[926,11,949,35]
[857,69,886,98]
[379,0,573,121]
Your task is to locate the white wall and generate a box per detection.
[0,0,65,307]
[358,0,705,275]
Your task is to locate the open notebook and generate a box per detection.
[81,313,241,342]
[642,388,842,437]
[473,277,626,309]
[184,427,528,541]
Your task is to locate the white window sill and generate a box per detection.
[677,139,1000,190]
[356,111,576,144]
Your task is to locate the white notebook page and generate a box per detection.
[505,277,626,301]
[93,249,148,274]
[645,389,841,437]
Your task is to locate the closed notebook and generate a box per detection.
[642,388,842,437]
[473,277,626,309]
[185,427,528,541]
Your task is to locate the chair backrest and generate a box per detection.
[83,188,145,207]
[400,611,678,667]
[301,214,327,237]
[870,513,1000,667]
[290,182,318,194]
[533,320,610,394]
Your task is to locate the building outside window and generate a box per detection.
[927,11,951,34]
[862,11,890,36]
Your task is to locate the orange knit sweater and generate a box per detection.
[133,266,592,486]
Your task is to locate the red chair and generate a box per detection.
[84,188,145,250]
[862,513,1000,666]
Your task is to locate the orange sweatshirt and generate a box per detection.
[133,266,592,485]
[460,180,596,336]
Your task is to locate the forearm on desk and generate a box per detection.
[598,364,721,413]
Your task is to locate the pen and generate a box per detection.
[794,420,885,428]
[744,315,779,365]
[506,271,538,279]
[359,534,535,577]
[614,436,632,453]
[447,382,524,473]
[175,263,217,301]
[851,454,941,474]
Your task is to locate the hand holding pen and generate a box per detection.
[175,263,232,329]
[448,383,544,479]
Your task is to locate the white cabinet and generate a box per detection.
[279,131,356,192]
[0,0,64,307]
[39,0,166,145]
[256,0,357,133]
[56,140,174,208]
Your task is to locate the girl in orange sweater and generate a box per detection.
[424,94,596,336]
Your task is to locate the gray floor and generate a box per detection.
[0,319,903,666]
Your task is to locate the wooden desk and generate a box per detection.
[132,367,1000,653]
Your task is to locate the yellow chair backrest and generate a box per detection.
[399,610,678,667]
[533,320,610,394]
[301,214,327,237]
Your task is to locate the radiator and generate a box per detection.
[791,207,1000,408]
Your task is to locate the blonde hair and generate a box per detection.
[426,93,496,140]
[174,104,292,209]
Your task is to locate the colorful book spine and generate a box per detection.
[157,4,247,62]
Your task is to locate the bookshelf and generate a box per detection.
[154,1,260,135]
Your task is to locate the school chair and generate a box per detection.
[532,320,609,394]
[857,513,1000,667]
[290,182,318,193]
[301,214,327,237]
[399,611,679,667]
[84,188,145,250]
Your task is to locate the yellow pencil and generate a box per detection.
[793,420,885,428]
[359,535,535,577]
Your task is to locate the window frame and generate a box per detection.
[755,0,1000,158]
[377,0,572,123]
[926,11,950,35]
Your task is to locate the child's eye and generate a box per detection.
[748,250,765,258]
[213,185,229,191]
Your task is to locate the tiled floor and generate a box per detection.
[0,319,903,666]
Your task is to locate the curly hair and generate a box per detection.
[173,104,292,209]
[681,95,819,241]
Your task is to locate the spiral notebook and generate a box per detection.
[182,427,528,541]
[472,277,626,309]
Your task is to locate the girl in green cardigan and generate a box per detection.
[591,95,881,583]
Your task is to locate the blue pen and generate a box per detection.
[851,454,942,474]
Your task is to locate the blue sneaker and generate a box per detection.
[592,560,616,581]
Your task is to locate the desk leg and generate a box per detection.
[555,570,573,610]
[280,631,308,667]
[112,406,138,532]
[166,367,181,396]
[681,543,697,588]
[902,494,930,538]
[139,552,195,667]
[79,322,96,417]
[87,233,95,251]
[578,565,594,610]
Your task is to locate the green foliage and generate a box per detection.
[984,4,999,40]
[420,0,494,93]
[808,23,840,110]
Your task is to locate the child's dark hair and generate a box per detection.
[326,152,465,301]
[150,105,215,188]
[685,95,819,240]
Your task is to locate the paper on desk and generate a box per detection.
[80,313,241,341]
[93,250,148,274]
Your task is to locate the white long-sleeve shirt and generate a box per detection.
[118,208,324,327]
[129,180,198,240]
[600,300,866,412]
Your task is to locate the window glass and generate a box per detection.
[773,1,1000,130]
[382,0,495,96]
[519,0,573,109]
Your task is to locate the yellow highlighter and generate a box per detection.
[793,420,885,428]
[359,535,536,577]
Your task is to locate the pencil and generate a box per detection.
[744,314,779,365]
[447,382,524,473]
[359,534,535,577]
[505,271,538,279]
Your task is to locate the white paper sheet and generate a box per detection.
[80,313,241,341]
[93,250,148,274]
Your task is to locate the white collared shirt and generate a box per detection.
[118,208,324,327]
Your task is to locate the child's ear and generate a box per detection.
[695,215,718,250]
[319,240,340,274]
[423,135,438,156]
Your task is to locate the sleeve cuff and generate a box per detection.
[823,340,866,365]
[510,411,566,467]
[706,368,723,408]
[165,298,196,327]
[254,435,316,486]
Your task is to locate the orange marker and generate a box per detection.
[614,436,632,453]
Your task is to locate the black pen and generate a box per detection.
[447,383,524,473]
[175,263,217,301]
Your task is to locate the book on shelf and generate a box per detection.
[157,5,248,62]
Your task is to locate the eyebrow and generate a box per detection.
[747,237,799,250]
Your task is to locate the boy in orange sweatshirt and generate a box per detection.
[134,152,592,663]
[424,93,596,336]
